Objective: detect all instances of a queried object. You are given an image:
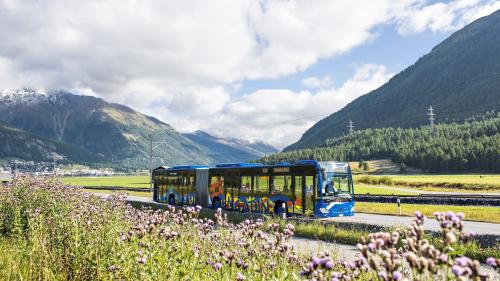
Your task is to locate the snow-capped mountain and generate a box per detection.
[0,88,277,167]
[1,88,46,104]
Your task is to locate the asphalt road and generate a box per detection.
[326,213,500,235]
[111,194,500,235]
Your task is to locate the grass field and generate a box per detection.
[355,202,500,223]
[62,175,150,188]
[354,183,418,195]
[353,174,500,193]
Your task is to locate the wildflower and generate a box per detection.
[378,271,388,281]
[324,260,334,270]
[212,262,222,271]
[486,257,497,267]
[236,272,246,280]
[452,265,465,276]
[392,271,402,281]
[311,256,320,268]
[445,232,456,244]
[367,242,376,252]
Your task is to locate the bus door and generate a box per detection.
[239,175,253,212]
[293,174,316,216]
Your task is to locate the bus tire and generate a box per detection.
[168,195,176,206]
[212,198,222,209]
[275,201,288,217]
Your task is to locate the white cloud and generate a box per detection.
[395,0,500,34]
[156,64,394,148]
[301,76,333,89]
[0,0,496,147]
[0,0,414,92]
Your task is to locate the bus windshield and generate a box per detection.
[330,174,351,194]
[321,172,352,196]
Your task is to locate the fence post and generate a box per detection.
[397,197,401,216]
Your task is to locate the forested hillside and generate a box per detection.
[261,115,500,173]
[286,10,500,150]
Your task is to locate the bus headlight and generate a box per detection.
[319,208,328,214]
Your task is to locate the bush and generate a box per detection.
[377,176,393,185]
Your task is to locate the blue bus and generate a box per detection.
[153,160,354,218]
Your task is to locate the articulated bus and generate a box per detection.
[153,160,355,218]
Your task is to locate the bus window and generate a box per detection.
[293,176,303,214]
[177,175,185,205]
[332,175,351,194]
[224,174,239,210]
[167,175,179,205]
[239,176,252,211]
[271,175,293,213]
[255,175,269,212]
[160,175,167,202]
[209,176,224,208]
[154,175,160,201]
[188,175,196,205]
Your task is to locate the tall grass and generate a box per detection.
[1,177,498,280]
[354,175,500,191]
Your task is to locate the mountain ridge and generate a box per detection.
[0,88,276,167]
[285,10,500,151]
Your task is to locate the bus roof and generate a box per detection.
[169,165,209,170]
[156,160,349,172]
[215,163,263,168]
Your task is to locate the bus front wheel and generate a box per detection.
[275,201,288,217]
[168,195,176,206]
[212,198,222,209]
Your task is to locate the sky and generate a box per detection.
[0,0,499,148]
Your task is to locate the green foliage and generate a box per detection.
[0,123,104,163]
[362,162,369,171]
[262,116,500,173]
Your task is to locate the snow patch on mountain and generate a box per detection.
[0,88,57,105]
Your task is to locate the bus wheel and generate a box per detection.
[168,195,176,206]
[275,202,287,217]
[212,198,221,209]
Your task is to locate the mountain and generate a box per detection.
[0,122,103,163]
[286,10,500,151]
[182,130,278,163]
[0,89,277,167]
[0,88,211,167]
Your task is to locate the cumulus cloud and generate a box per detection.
[161,64,394,148]
[395,0,500,34]
[301,76,333,89]
[0,0,496,147]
